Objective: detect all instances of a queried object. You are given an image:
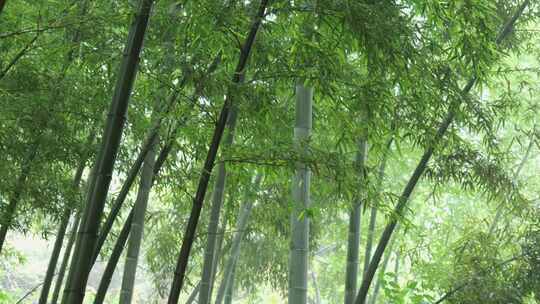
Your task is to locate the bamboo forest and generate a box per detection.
[1,0,540,303]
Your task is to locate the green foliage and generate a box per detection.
[1,0,540,302]
[382,276,435,304]
[0,289,16,304]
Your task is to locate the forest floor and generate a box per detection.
[0,234,153,303]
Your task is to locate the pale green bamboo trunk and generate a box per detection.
[215,174,262,304]
[393,252,400,285]
[119,110,159,303]
[288,83,312,304]
[197,11,240,301]
[209,204,230,297]
[93,209,134,304]
[92,122,161,265]
[186,282,201,304]
[363,206,377,278]
[199,164,227,304]
[361,137,392,300]
[224,262,236,304]
[51,213,80,304]
[118,25,177,302]
[199,105,239,304]
[61,1,154,303]
[344,138,367,304]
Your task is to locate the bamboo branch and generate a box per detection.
[0,34,39,80]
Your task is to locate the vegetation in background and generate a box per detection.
[0,0,539,303]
